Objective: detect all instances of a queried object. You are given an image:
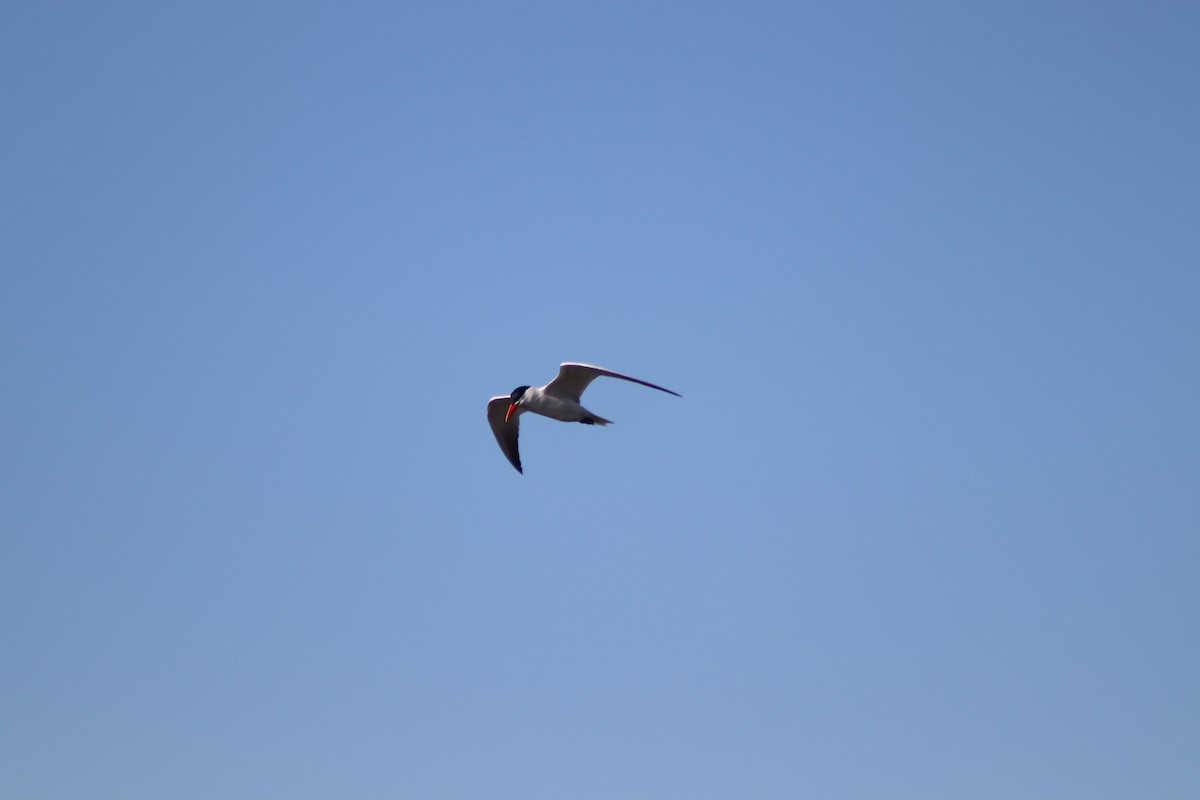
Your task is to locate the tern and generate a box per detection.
[487,362,681,473]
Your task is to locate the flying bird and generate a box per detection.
[487,362,681,473]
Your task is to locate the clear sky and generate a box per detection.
[2,2,1198,798]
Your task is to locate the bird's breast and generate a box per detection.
[524,392,588,422]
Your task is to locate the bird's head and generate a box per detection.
[505,386,530,422]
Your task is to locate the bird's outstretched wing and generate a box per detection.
[487,396,523,473]
[544,363,681,404]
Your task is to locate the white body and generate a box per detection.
[510,385,611,425]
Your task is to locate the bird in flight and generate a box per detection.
[487,362,680,473]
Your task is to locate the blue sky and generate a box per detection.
[2,2,1198,798]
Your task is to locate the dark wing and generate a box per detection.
[544,362,682,404]
[486,396,523,473]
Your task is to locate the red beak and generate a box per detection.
[505,402,518,423]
